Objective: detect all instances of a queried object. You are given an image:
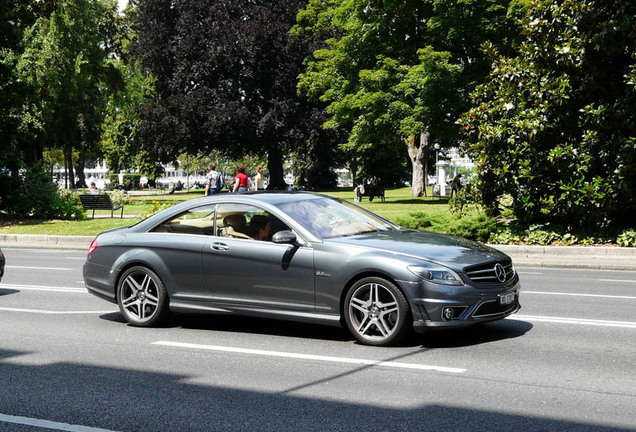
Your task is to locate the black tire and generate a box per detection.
[117,266,169,327]
[344,277,410,346]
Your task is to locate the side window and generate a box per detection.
[151,205,216,236]
[217,203,289,241]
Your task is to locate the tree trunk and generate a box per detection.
[266,146,286,190]
[405,132,429,197]
[350,157,359,186]
[75,152,87,189]
[65,149,75,189]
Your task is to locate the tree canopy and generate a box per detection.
[460,0,636,229]
[1,0,121,211]
[134,0,334,189]
[294,0,527,194]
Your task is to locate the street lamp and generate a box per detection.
[434,143,440,196]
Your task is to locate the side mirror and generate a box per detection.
[272,230,297,245]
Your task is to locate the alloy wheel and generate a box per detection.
[118,266,168,326]
[345,278,409,346]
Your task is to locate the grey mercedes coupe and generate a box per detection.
[83,192,520,346]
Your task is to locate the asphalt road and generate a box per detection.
[0,248,635,432]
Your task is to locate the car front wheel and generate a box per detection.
[344,277,410,346]
[117,266,168,327]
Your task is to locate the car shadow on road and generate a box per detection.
[171,314,355,343]
[0,288,19,297]
[98,311,531,348]
[417,319,533,348]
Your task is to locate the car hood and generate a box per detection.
[326,229,509,270]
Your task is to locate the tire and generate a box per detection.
[117,266,169,327]
[344,277,410,346]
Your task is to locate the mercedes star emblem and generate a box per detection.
[494,263,506,283]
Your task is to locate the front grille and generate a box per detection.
[465,260,515,285]
[473,299,518,318]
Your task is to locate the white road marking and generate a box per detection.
[0,307,113,314]
[153,341,466,374]
[0,413,119,432]
[523,291,636,300]
[6,265,73,271]
[599,279,636,284]
[0,283,86,293]
[512,315,636,329]
[517,271,543,275]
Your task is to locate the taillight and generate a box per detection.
[87,238,98,256]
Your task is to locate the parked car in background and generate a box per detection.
[0,247,5,282]
[83,192,520,346]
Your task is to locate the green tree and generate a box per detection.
[4,0,121,188]
[295,0,526,195]
[134,0,334,189]
[0,0,56,193]
[100,1,169,182]
[460,0,636,228]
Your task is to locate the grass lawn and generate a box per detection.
[0,187,475,236]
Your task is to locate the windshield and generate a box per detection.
[275,196,397,239]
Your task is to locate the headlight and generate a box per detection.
[408,263,463,286]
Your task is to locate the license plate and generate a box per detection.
[499,292,515,305]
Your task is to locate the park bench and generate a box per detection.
[354,182,385,202]
[79,194,124,218]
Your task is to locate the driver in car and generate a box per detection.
[250,215,271,241]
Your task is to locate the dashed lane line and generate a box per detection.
[152,340,467,374]
[523,291,636,300]
[6,265,73,271]
[512,315,636,329]
[598,279,636,284]
[0,307,114,314]
[0,283,86,293]
[0,413,120,432]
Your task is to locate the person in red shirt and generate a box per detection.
[232,165,249,193]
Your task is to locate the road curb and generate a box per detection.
[490,244,636,271]
[0,234,93,250]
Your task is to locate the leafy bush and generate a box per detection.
[617,230,636,247]
[143,200,171,219]
[108,189,130,205]
[446,214,499,243]
[1,165,84,220]
[394,212,433,230]
[488,222,631,246]
[488,230,522,245]
[55,190,86,221]
[396,210,498,243]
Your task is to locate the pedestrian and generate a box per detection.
[204,162,223,196]
[253,165,265,191]
[232,164,249,193]
[450,173,462,198]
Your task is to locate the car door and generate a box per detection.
[146,204,217,300]
[202,203,315,311]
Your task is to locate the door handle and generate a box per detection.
[211,242,229,251]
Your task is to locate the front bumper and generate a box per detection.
[400,279,521,333]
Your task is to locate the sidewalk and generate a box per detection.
[0,234,634,271]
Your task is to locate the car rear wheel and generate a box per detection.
[117,266,168,327]
[344,277,410,346]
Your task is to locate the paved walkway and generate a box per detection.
[1,234,634,271]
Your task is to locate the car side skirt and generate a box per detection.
[169,299,343,327]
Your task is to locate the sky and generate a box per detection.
[118,0,128,12]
